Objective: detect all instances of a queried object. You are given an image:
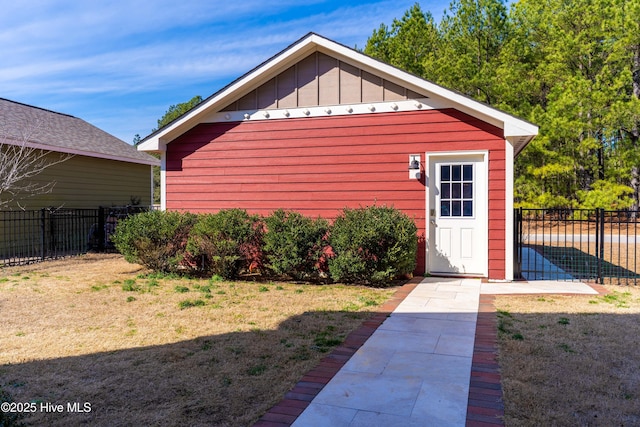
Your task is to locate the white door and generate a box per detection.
[428,154,487,276]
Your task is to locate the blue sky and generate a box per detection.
[1,1,452,143]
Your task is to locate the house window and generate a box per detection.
[440,164,474,217]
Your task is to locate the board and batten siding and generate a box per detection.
[221,51,426,112]
[7,154,152,210]
[166,109,507,277]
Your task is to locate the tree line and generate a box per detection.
[364,0,640,210]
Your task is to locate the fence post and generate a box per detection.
[595,208,605,284]
[513,207,522,279]
[97,207,105,252]
[40,208,46,261]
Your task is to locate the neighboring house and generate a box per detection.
[1,97,159,209]
[138,33,538,281]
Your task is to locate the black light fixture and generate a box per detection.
[409,154,421,179]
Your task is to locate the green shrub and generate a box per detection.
[186,209,263,279]
[112,210,197,274]
[328,205,417,285]
[263,209,329,280]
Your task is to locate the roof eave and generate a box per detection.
[137,33,539,154]
[3,136,160,166]
[138,34,322,153]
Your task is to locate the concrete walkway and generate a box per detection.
[292,278,480,426]
[261,277,599,427]
[519,247,575,281]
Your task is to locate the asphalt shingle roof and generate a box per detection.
[0,98,158,165]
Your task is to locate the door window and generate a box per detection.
[439,163,473,217]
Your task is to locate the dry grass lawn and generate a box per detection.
[496,287,640,426]
[0,254,396,426]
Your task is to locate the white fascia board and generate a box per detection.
[137,138,161,152]
[138,138,167,153]
[504,120,539,138]
[138,37,320,153]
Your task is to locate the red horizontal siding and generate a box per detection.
[169,139,498,165]
[166,109,507,278]
[488,238,505,251]
[168,177,412,193]
[488,180,506,191]
[488,207,506,221]
[171,130,498,152]
[170,172,401,185]
[487,148,506,279]
[169,191,420,202]
[175,110,492,139]
[166,199,425,214]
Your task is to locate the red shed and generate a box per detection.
[138,33,537,281]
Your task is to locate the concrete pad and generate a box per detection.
[424,296,479,311]
[357,329,439,354]
[435,333,476,357]
[389,310,477,322]
[432,284,469,292]
[311,371,423,417]
[382,351,472,384]
[482,280,598,295]
[411,380,469,426]
[378,314,420,333]
[520,247,576,280]
[342,345,396,375]
[415,317,476,337]
[420,277,462,284]
[406,289,458,299]
[446,311,479,322]
[350,410,428,427]
[291,403,357,427]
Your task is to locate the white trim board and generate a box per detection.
[425,150,489,278]
[204,98,438,123]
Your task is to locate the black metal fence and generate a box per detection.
[514,208,640,285]
[0,206,146,266]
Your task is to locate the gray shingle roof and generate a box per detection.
[0,98,159,165]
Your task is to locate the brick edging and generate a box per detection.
[253,278,421,427]
[466,294,505,426]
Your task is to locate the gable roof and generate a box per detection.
[138,32,537,156]
[1,98,159,166]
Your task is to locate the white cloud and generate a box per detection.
[1,0,448,141]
